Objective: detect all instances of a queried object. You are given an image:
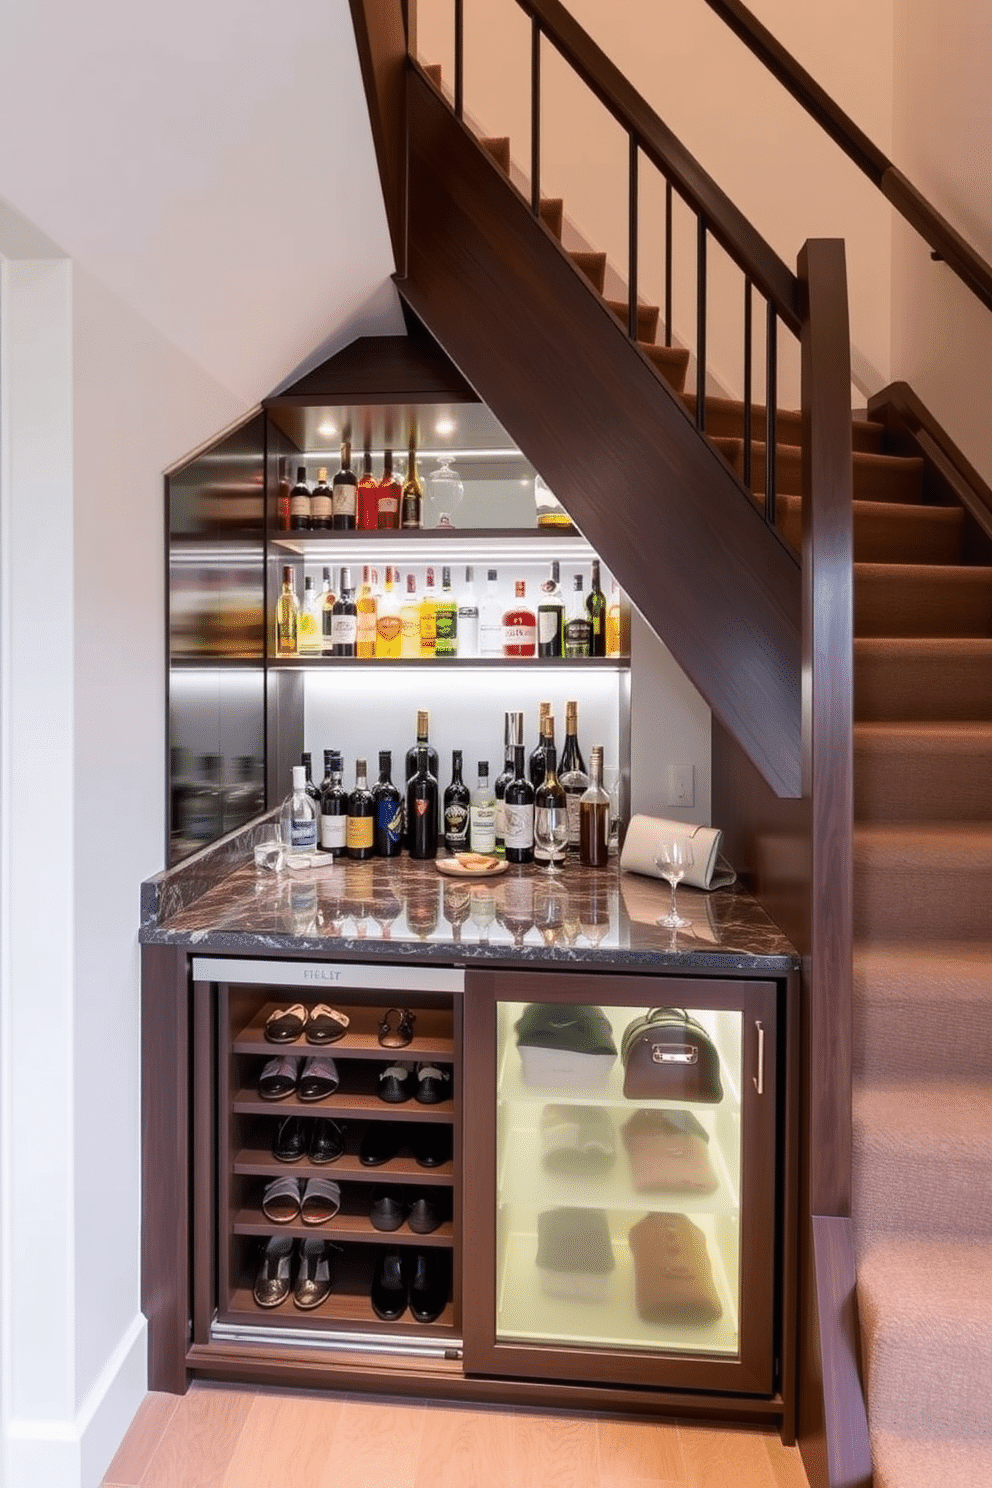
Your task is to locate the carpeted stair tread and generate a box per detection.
[872,1432,992,1488]
[605,298,659,343]
[771,496,962,564]
[569,250,607,292]
[855,637,992,721]
[678,394,886,453]
[720,439,925,503]
[858,1241,992,1441]
[854,722,992,820]
[854,821,992,941]
[539,197,564,239]
[480,136,511,173]
[639,342,690,393]
[853,1083,992,1253]
[854,562,992,638]
[854,944,992,1082]
[423,62,443,88]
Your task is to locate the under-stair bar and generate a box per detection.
[703,0,992,316]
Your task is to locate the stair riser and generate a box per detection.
[855,574,992,638]
[854,1146,992,1251]
[856,654,992,722]
[855,862,992,941]
[855,746,992,820]
[680,395,886,453]
[748,446,923,504]
[854,996,992,1081]
[864,1316,992,1441]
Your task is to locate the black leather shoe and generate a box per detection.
[407,1194,443,1235]
[414,1062,451,1105]
[309,1119,345,1164]
[369,1191,406,1232]
[412,1126,452,1169]
[377,1062,413,1104]
[371,1251,408,1321]
[273,1115,307,1163]
[298,1055,339,1102]
[409,1251,448,1323]
[259,1056,300,1101]
[359,1123,400,1167]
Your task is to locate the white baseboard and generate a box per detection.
[5,1313,148,1488]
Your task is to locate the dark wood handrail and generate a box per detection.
[703,0,992,314]
[515,0,801,333]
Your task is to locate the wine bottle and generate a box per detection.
[320,566,336,656]
[529,701,552,788]
[275,566,299,656]
[579,744,610,867]
[533,719,567,865]
[301,752,321,810]
[318,750,348,857]
[280,765,318,852]
[435,566,458,658]
[478,568,503,656]
[276,456,291,531]
[346,758,375,859]
[331,441,357,530]
[310,467,332,531]
[443,749,471,852]
[375,566,402,658]
[469,760,497,853]
[564,574,592,658]
[586,558,607,657]
[298,576,322,655]
[405,709,440,847]
[494,710,523,856]
[559,699,589,850]
[377,449,401,530]
[457,566,479,657]
[502,579,537,658]
[504,744,535,864]
[419,566,438,658]
[289,466,311,531]
[355,565,378,659]
[372,750,403,857]
[401,440,423,528]
[330,567,357,656]
[406,745,438,860]
[357,448,378,531]
[399,572,421,658]
[537,560,565,657]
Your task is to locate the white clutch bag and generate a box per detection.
[620,815,737,891]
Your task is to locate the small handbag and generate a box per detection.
[620,1008,723,1103]
[620,815,736,890]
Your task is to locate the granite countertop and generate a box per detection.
[141,821,799,972]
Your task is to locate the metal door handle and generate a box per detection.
[753,1020,765,1095]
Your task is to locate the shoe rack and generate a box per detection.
[215,978,461,1340]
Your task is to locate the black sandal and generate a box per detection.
[377,1007,416,1048]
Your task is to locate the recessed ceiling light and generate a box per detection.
[318,421,338,438]
[434,416,457,437]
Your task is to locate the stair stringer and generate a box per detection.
[401,68,803,800]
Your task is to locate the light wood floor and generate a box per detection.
[101,1385,810,1488]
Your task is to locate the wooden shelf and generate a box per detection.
[233,1208,453,1246]
[234,1003,454,1059]
[233,1088,454,1121]
[268,526,580,546]
[233,1145,455,1185]
[223,1287,456,1335]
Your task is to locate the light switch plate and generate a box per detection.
[664,763,695,808]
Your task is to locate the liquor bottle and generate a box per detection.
[435,566,458,658]
[419,566,438,658]
[318,750,348,857]
[280,765,318,853]
[579,745,610,867]
[375,566,402,658]
[298,576,322,655]
[503,744,535,864]
[289,466,311,531]
[355,565,378,659]
[357,448,378,531]
[377,449,401,530]
[503,580,537,658]
[534,472,571,529]
[328,442,355,530]
[310,467,333,530]
[401,440,423,529]
[457,566,479,657]
[537,560,565,657]
[406,746,439,860]
[330,566,357,656]
[469,761,497,853]
[478,569,503,657]
[494,710,523,856]
[443,749,470,852]
[276,457,291,531]
[275,566,300,656]
[405,710,440,847]
[586,558,607,657]
[346,758,375,859]
[606,578,623,657]
[372,750,403,857]
[529,701,552,788]
[301,752,321,811]
[559,699,589,850]
[564,574,592,658]
[399,573,421,658]
[320,566,336,656]
[533,718,567,864]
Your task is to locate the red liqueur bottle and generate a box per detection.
[502,580,537,658]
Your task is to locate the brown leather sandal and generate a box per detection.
[377,1007,416,1048]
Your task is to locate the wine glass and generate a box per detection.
[534,805,569,875]
[654,838,694,929]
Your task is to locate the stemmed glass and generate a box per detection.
[534,805,569,875]
[654,838,694,929]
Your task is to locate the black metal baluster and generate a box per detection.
[765,303,778,525]
[743,277,753,490]
[531,17,541,216]
[628,134,639,341]
[696,216,707,431]
[664,180,673,348]
[454,0,464,120]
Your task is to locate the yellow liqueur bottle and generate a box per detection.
[419,565,438,658]
[400,572,421,658]
[355,565,378,659]
[375,566,403,658]
[275,565,299,656]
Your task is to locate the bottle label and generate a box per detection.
[298,613,319,647]
[289,494,310,518]
[420,613,436,655]
[332,484,356,518]
[564,618,591,655]
[565,791,583,847]
[320,812,347,851]
[310,493,332,522]
[539,610,560,644]
[504,801,534,849]
[346,815,374,850]
[444,802,469,840]
[401,612,420,649]
[479,621,504,656]
[494,798,506,843]
[357,610,377,649]
[504,622,536,650]
[377,615,402,643]
[470,801,497,852]
[375,799,403,847]
[435,609,457,655]
[331,614,358,644]
[290,817,318,850]
[378,494,399,518]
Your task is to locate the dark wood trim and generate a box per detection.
[141,944,191,1393]
[403,70,803,798]
[798,1217,872,1488]
[515,0,800,329]
[264,330,479,407]
[867,380,992,540]
[191,979,216,1346]
[702,0,992,314]
[347,0,409,275]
